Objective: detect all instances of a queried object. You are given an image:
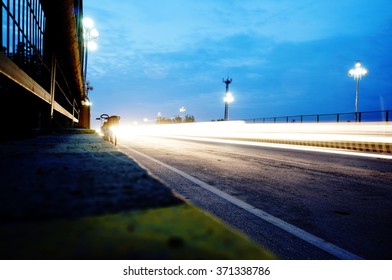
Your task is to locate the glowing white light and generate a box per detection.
[348,61,368,79]
[89,28,99,39]
[114,121,391,158]
[96,128,103,136]
[87,41,98,51]
[83,18,99,51]
[224,92,234,103]
[83,18,94,29]
[110,125,118,132]
[82,99,92,106]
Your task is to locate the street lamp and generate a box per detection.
[83,81,93,106]
[80,18,99,129]
[83,18,99,82]
[81,98,92,106]
[156,112,162,124]
[223,92,234,120]
[348,60,368,122]
[179,106,186,122]
[223,77,233,121]
[86,81,93,93]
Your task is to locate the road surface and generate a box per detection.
[117,135,392,260]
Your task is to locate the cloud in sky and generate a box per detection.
[84,0,392,124]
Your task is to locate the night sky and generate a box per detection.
[84,0,392,126]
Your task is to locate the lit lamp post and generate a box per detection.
[223,77,233,121]
[80,18,99,129]
[83,18,99,81]
[85,81,93,100]
[179,106,186,122]
[348,60,368,122]
[223,92,234,120]
[82,82,94,106]
[156,112,162,124]
[80,82,93,129]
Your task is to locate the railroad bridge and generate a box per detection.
[1,0,91,136]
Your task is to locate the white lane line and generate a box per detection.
[119,144,364,260]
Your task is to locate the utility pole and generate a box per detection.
[223,77,232,121]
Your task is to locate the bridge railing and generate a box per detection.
[244,110,391,123]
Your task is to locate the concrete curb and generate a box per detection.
[1,204,275,260]
[0,132,275,260]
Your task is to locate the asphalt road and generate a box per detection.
[117,135,392,260]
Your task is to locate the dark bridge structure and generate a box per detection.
[1,0,91,136]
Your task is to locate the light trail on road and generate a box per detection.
[113,121,392,142]
[112,121,392,155]
[162,135,392,160]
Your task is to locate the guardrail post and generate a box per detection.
[49,55,57,128]
[72,99,77,127]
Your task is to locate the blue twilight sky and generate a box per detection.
[84,0,392,125]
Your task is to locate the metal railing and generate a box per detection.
[245,110,391,123]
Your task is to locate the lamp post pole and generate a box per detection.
[348,61,368,122]
[355,77,359,118]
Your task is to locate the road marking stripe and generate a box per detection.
[120,144,364,260]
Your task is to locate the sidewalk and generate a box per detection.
[0,131,274,259]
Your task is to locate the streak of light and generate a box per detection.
[167,136,392,160]
[112,121,391,159]
[114,121,391,144]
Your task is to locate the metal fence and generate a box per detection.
[245,110,391,123]
[1,0,45,78]
[1,0,82,127]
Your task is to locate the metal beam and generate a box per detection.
[0,52,78,123]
